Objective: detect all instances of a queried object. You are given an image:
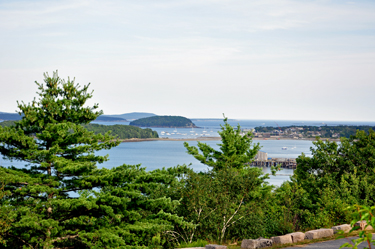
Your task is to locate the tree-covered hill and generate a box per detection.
[82,123,158,139]
[129,115,198,128]
[1,121,158,139]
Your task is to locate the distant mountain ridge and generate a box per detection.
[0,112,22,121]
[0,111,156,122]
[96,116,127,122]
[102,112,156,121]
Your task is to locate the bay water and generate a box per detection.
[5,118,369,186]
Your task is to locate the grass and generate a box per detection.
[177,239,209,248]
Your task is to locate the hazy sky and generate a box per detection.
[0,0,374,121]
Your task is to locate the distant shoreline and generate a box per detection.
[117,137,341,143]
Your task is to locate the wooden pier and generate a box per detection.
[248,158,297,169]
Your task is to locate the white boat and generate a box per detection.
[161,131,165,135]
[282,147,288,150]
[190,128,194,133]
[166,132,171,135]
[173,127,177,132]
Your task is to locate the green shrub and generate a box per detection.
[177,239,208,248]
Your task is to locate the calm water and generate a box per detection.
[0,139,314,186]
[92,118,375,139]
[95,139,314,186]
[5,118,365,186]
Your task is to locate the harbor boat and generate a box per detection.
[173,127,177,132]
[161,131,165,135]
[281,147,288,150]
[190,128,195,133]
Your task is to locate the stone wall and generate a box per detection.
[178,221,373,249]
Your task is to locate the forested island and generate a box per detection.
[254,125,375,139]
[0,121,158,139]
[83,123,158,139]
[129,115,198,128]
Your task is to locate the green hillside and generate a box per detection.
[82,123,158,139]
[129,115,197,128]
[0,121,158,139]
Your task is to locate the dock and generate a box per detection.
[248,158,297,169]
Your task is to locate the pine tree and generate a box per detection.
[184,116,260,171]
[179,117,269,243]
[0,71,190,248]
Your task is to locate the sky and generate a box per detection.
[0,0,374,121]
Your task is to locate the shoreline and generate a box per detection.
[117,137,341,143]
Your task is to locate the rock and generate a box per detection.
[305,229,333,240]
[354,221,374,231]
[257,239,273,248]
[205,245,227,249]
[332,224,352,234]
[179,248,205,249]
[304,230,319,240]
[241,239,258,249]
[317,228,334,238]
[271,235,293,244]
[241,238,272,249]
[288,232,305,243]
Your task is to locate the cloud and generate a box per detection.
[0,0,374,120]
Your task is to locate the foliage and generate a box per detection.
[338,204,375,249]
[184,117,261,171]
[174,167,271,243]
[295,129,375,206]
[176,239,208,248]
[285,129,375,230]
[0,121,17,127]
[0,71,190,248]
[1,121,158,139]
[174,117,272,244]
[130,116,196,128]
[0,184,12,246]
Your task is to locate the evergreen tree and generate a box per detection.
[179,117,269,243]
[0,72,190,248]
[184,117,260,171]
